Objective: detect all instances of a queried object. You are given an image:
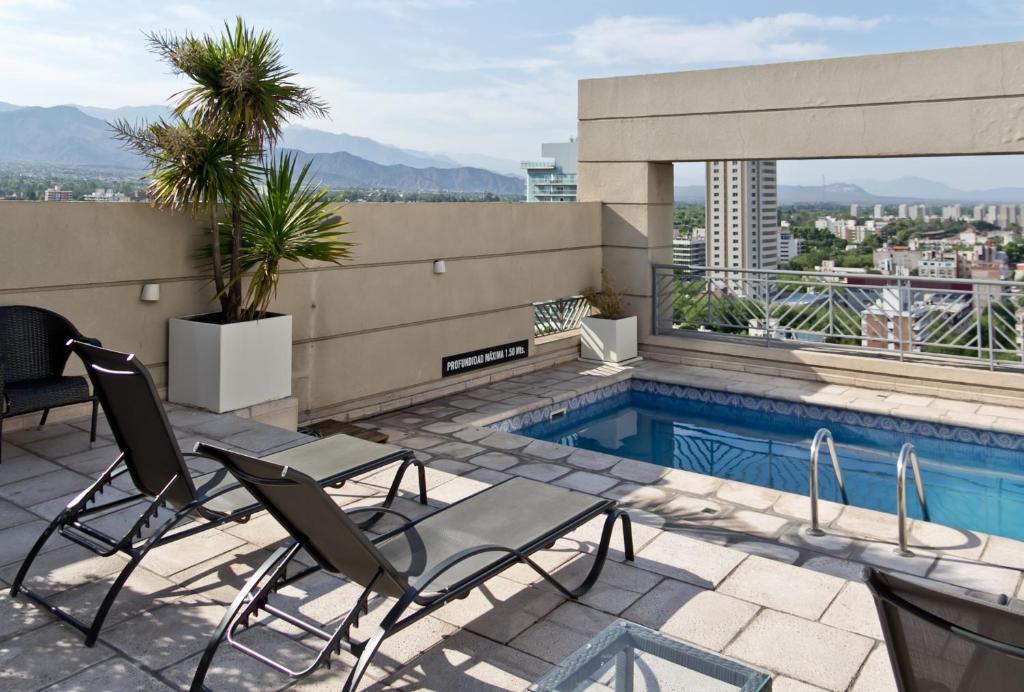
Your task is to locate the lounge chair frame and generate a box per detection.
[189,445,633,692]
[867,568,1024,692]
[9,341,426,647]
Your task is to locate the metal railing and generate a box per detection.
[896,443,930,556]
[534,296,590,337]
[653,263,1024,370]
[807,428,849,536]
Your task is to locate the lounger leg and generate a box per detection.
[190,542,302,692]
[38,408,49,429]
[89,399,99,447]
[9,510,66,598]
[344,594,413,692]
[357,456,427,530]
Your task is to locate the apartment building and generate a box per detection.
[705,160,779,292]
[521,140,577,202]
[672,228,707,267]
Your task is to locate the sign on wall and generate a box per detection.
[442,340,529,378]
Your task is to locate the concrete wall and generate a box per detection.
[0,201,601,421]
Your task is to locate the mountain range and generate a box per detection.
[0,102,524,194]
[676,180,1024,205]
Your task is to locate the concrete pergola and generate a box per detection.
[577,41,1024,340]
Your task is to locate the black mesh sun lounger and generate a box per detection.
[189,444,634,692]
[10,341,427,646]
[866,567,1024,691]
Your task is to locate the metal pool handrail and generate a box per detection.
[808,428,849,536]
[896,442,931,557]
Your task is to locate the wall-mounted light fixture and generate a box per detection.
[140,283,161,302]
[433,260,446,275]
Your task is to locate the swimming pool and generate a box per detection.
[507,380,1024,541]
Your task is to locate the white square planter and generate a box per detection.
[581,315,638,363]
[168,313,292,413]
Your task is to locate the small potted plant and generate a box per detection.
[580,272,638,363]
[115,18,351,412]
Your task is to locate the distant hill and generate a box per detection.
[284,148,523,195]
[0,106,142,169]
[278,126,459,169]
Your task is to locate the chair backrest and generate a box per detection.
[0,306,82,385]
[867,568,1024,691]
[196,443,409,599]
[70,341,198,509]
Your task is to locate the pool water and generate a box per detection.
[518,388,1024,541]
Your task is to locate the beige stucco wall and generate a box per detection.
[0,201,601,419]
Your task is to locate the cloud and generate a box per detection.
[333,0,473,20]
[563,13,883,66]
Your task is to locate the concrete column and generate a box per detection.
[577,161,674,339]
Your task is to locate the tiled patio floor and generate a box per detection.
[2,360,1023,690]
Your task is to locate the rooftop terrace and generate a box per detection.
[3,360,1024,690]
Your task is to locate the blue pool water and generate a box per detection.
[517,386,1024,541]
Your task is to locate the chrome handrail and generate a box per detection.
[808,428,849,536]
[896,442,931,557]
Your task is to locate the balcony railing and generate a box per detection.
[653,264,1024,370]
[534,295,590,337]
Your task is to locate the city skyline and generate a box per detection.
[5,1,1024,187]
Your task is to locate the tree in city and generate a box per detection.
[114,17,347,323]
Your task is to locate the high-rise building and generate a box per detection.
[850,203,860,217]
[873,204,884,219]
[705,160,779,287]
[778,231,804,264]
[908,205,919,220]
[973,205,985,221]
[43,185,73,202]
[898,204,908,218]
[521,140,577,202]
[672,228,706,267]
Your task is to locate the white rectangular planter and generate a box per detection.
[168,313,292,413]
[581,315,638,363]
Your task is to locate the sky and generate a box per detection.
[3,0,1024,188]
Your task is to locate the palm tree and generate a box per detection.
[114,17,329,323]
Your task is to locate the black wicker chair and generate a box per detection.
[0,306,100,462]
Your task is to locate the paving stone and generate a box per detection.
[725,610,874,691]
[0,520,64,567]
[773,493,844,524]
[522,439,574,460]
[715,481,782,511]
[509,601,616,664]
[54,444,121,476]
[393,434,447,451]
[800,556,868,581]
[602,482,670,507]
[772,678,829,692]
[381,630,551,690]
[660,468,724,496]
[0,440,29,459]
[833,506,900,543]
[512,462,570,483]
[908,519,986,561]
[432,575,564,643]
[479,431,530,450]
[777,524,857,558]
[420,421,465,434]
[144,528,247,577]
[3,423,79,445]
[423,458,475,476]
[469,451,520,471]
[710,509,789,539]
[0,468,92,508]
[633,531,747,588]
[719,556,845,620]
[0,584,56,639]
[465,467,512,485]
[0,452,61,486]
[927,555,1021,596]
[728,540,801,563]
[855,542,936,578]
[426,441,484,459]
[0,542,129,598]
[623,579,759,651]
[850,644,898,692]
[22,431,108,461]
[425,474,492,506]
[103,599,230,668]
[554,470,618,495]
[0,498,37,529]
[565,448,621,471]
[609,458,665,483]
[0,623,115,689]
[555,557,662,614]
[820,581,883,639]
[48,566,180,630]
[981,534,1024,570]
[452,426,492,442]
[44,656,173,690]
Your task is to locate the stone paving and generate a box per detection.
[1,361,1024,690]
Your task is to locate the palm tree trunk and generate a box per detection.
[209,210,231,318]
[227,202,243,323]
